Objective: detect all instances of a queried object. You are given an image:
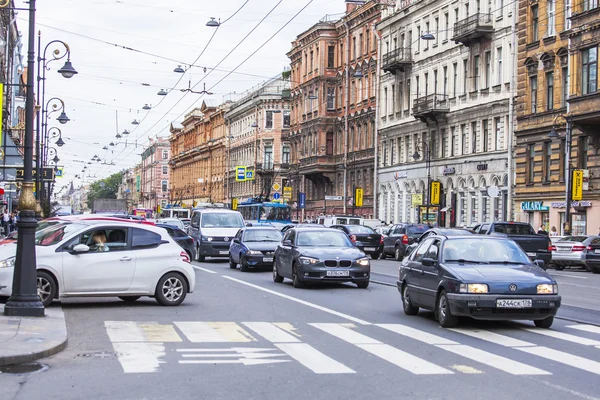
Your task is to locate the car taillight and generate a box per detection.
[402,235,409,245]
[379,236,384,245]
[550,245,557,251]
[180,251,190,263]
[350,234,357,243]
[587,246,593,251]
[571,245,586,252]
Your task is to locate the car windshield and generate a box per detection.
[347,225,375,234]
[441,229,473,235]
[35,223,87,246]
[408,225,428,235]
[442,238,531,264]
[296,231,351,247]
[201,213,244,228]
[559,236,588,242]
[244,229,282,242]
[493,224,535,235]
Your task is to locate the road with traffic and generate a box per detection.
[1,258,599,400]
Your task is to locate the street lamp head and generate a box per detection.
[353,70,364,78]
[57,60,78,79]
[122,129,130,135]
[157,89,168,96]
[420,33,435,41]
[308,94,318,100]
[116,133,122,139]
[251,122,258,128]
[206,17,220,27]
[52,155,60,164]
[57,111,70,124]
[131,119,140,125]
[142,104,151,110]
[173,65,185,73]
[109,142,115,146]
[412,151,421,160]
[548,127,560,139]
[55,136,65,147]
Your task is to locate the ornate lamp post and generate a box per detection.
[413,140,432,225]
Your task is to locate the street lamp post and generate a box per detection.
[413,140,432,225]
[548,115,573,235]
[4,0,45,316]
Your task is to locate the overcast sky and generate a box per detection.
[18,0,345,190]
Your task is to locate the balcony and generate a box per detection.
[299,155,336,176]
[255,161,274,175]
[413,93,450,123]
[451,13,494,46]
[382,48,412,75]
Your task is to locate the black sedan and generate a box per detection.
[398,236,560,328]
[229,227,282,271]
[330,224,383,259]
[156,223,196,260]
[273,227,370,289]
[281,223,325,233]
[404,228,473,256]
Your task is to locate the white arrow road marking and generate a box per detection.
[176,347,290,365]
[181,353,288,359]
[180,359,291,365]
[176,348,277,353]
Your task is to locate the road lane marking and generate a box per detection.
[192,265,217,274]
[533,380,600,400]
[139,323,182,342]
[111,342,166,373]
[221,276,371,325]
[549,272,588,279]
[274,343,356,374]
[450,364,483,374]
[522,328,600,346]
[105,321,182,342]
[312,323,453,375]
[174,322,256,343]
[448,328,535,347]
[380,324,548,375]
[242,322,301,343]
[567,325,600,335]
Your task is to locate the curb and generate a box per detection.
[0,337,67,367]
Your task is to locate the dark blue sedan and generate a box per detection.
[398,236,561,328]
[156,224,196,261]
[229,227,282,271]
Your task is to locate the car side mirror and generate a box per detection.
[233,238,240,244]
[533,259,546,270]
[71,244,90,254]
[421,257,437,267]
[282,239,293,247]
[245,222,253,227]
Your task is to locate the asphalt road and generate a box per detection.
[1,258,600,400]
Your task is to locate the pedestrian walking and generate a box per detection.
[2,209,9,236]
[550,226,559,236]
[537,226,548,235]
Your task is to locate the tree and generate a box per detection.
[86,171,123,209]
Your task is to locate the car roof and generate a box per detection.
[193,208,240,214]
[291,227,343,232]
[244,226,279,230]
[65,219,168,234]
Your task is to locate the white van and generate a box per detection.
[188,208,245,261]
[317,215,364,227]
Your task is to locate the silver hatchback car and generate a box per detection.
[551,235,599,270]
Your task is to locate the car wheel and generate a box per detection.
[591,266,600,274]
[118,296,141,303]
[372,252,381,260]
[37,271,57,307]
[229,256,237,269]
[395,246,403,261]
[155,272,188,306]
[356,280,369,289]
[197,249,205,262]
[273,262,284,283]
[292,264,305,289]
[402,283,419,315]
[533,317,554,329]
[240,255,249,272]
[436,290,458,328]
[380,253,387,259]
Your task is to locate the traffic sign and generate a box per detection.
[236,166,246,182]
[232,198,238,210]
[283,186,292,200]
[324,195,342,201]
[272,183,281,192]
[299,192,306,209]
[273,192,281,200]
[245,170,254,180]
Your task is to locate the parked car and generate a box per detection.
[330,224,384,259]
[156,223,196,261]
[398,236,560,328]
[472,222,552,266]
[584,237,600,274]
[188,208,245,261]
[229,227,282,271]
[156,218,185,230]
[550,235,599,270]
[382,224,429,260]
[281,223,325,233]
[0,220,195,306]
[404,228,473,256]
[273,227,370,288]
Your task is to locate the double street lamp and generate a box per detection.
[548,115,574,235]
[413,140,432,224]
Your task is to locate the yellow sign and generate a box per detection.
[283,186,293,200]
[232,198,238,210]
[572,169,583,201]
[157,205,161,214]
[272,183,281,191]
[411,194,423,207]
[430,181,441,205]
[355,187,363,207]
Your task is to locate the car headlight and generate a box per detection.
[459,283,489,293]
[247,250,262,255]
[200,236,213,242]
[298,256,319,265]
[0,256,16,269]
[356,257,370,266]
[537,284,558,294]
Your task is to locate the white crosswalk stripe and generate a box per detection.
[522,327,600,346]
[567,324,600,335]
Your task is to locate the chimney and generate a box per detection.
[345,0,365,14]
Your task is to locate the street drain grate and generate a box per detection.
[77,351,120,359]
[0,363,48,375]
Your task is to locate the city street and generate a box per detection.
[1,259,600,400]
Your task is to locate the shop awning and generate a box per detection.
[441,206,452,212]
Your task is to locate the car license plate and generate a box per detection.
[364,247,376,251]
[526,252,536,257]
[326,270,349,277]
[263,257,273,262]
[594,249,600,254]
[558,247,570,252]
[219,250,229,255]
[496,299,532,308]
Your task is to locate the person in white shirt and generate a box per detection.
[2,210,10,235]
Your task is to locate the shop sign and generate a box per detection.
[411,194,423,207]
[487,186,500,198]
[430,181,441,205]
[551,201,592,208]
[443,167,455,176]
[572,169,583,201]
[477,164,488,171]
[521,201,549,211]
[394,171,408,180]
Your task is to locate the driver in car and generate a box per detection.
[91,231,109,252]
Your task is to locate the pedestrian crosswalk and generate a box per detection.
[104,320,600,378]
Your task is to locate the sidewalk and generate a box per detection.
[0,304,67,366]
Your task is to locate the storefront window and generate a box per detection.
[460,193,467,226]
[482,196,489,222]
[471,193,479,225]
[572,214,587,235]
[542,212,550,232]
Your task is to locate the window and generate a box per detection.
[383,87,388,116]
[461,124,467,155]
[282,146,290,164]
[359,33,363,57]
[473,55,480,91]
[434,17,439,45]
[579,136,589,169]
[583,0,598,12]
[546,72,554,110]
[530,75,538,113]
[391,84,396,114]
[443,66,448,96]
[496,47,503,84]
[543,141,552,182]
[471,121,477,153]
[327,87,335,110]
[132,229,162,250]
[162,150,168,160]
[283,111,290,127]
[562,67,569,107]
[463,59,468,94]
[162,166,168,174]
[582,47,598,95]
[425,22,430,49]
[444,13,449,41]
[450,126,456,156]
[161,180,168,192]
[352,37,356,59]
[265,110,274,129]
[547,0,555,37]
[531,5,539,42]
[366,33,370,54]
[483,52,490,88]
[527,144,535,183]
[327,45,335,68]
[494,116,501,150]
[441,129,447,158]
[559,138,566,182]
[565,0,571,30]
[264,145,273,169]
[416,26,421,52]
[326,132,334,155]
[310,51,314,71]
[452,62,458,97]
[424,73,429,96]
[482,120,489,152]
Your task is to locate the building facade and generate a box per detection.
[225,76,290,205]
[287,0,381,221]
[169,100,231,207]
[140,138,170,212]
[376,0,515,226]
